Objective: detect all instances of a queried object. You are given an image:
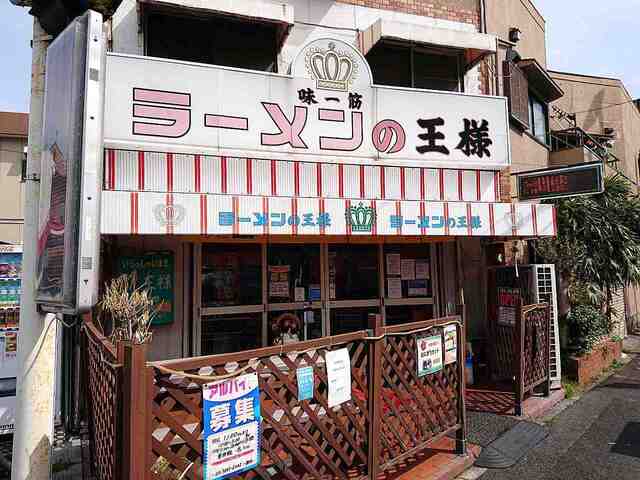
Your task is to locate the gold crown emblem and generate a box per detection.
[306,42,357,92]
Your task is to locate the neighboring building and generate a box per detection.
[0,112,27,245]
[550,72,640,336]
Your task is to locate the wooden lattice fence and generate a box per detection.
[83,322,123,480]
[82,316,466,479]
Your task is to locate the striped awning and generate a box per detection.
[101,149,556,237]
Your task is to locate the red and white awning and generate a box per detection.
[101,149,556,237]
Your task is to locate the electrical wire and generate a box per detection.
[571,98,639,115]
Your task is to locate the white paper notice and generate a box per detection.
[294,287,305,302]
[326,348,351,408]
[387,278,402,299]
[401,259,415,280]
[443,324,458,365]
[386,254,401,276]
[415,260,430,280]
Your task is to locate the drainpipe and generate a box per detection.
[11,17,59,480]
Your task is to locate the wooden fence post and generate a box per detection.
[456,320,467,455]
[514,301,525,417]
[120,342,149,480]
[367,313,383,479]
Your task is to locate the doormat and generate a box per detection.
[474,421,549,469]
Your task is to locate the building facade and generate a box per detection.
[0,112,27,245]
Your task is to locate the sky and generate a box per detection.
[0,1,638,113]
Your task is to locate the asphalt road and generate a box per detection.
[478,352,640,480]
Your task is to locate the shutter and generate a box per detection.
[533,264,562,389]
[503,61,530,129]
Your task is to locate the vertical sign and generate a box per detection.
[203,373,261,480]
[118,252,174,325]
[297,366,314,401]
[417,334,443,377]
[36,11,104,313]
[443,325,458,365]
[326,348,351,408]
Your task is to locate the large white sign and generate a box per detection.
[104,38,510,171]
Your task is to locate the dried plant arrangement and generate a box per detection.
[99,273,158,344]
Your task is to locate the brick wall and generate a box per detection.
[337,0,480,26]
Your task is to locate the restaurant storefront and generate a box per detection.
[85,30,557,479]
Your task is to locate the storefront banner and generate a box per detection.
[104,38,510,171]
[102,190,557,238]
[417,334,443,377]
[297,366,314,401]
[443,325,458,365]
[326,348,352,408]
[203,373,261,480]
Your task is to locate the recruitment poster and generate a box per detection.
[203,373,261,480]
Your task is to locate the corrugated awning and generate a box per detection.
[518,59,564,102]
[359,19,497,70]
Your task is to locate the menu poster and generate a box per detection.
[401,259,416,280]
[386,254,401,276]
[415,260,430,280]
[294,287,305,302]
[387,278,402,299]
[269,265,290,298]
[326,348,352,408]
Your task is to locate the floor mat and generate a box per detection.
[474,421,549,469]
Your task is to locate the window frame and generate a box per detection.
[366,40,465,93]
[527,90,550,146]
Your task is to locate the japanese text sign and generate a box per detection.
[104,38,510,171]
[517,162,604,201]
[118,251,174,325]
[417,334,443,377]
[203,373,261,480]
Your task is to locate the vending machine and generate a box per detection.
[0,245,21,434]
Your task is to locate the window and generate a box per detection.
[528,93,548,145]
[503,61,530,129]
[145,12,279,72]
[367,41,462,92]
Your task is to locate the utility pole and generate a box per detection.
[11,17,58,480]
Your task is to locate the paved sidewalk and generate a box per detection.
[464,338,640,480]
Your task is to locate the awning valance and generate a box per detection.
[359,19,497,70]
[101,149,556,238]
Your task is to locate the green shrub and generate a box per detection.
[567,304,608,355]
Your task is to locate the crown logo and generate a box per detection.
[154,203,186,227]
[345,202,376,233]
[306,42,358,92]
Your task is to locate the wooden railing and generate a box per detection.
[83,315,466,479]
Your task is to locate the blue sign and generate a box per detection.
[203,373,261,480]
[297,366,314,401]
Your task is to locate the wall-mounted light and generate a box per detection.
[509,27,523,43]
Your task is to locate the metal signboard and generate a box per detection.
[516,162,604,201]
[103,38,511,171]
[36,11,104,313]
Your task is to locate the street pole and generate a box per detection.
[11,18,59,480]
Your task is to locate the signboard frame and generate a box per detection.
[515,162,604,201]
[36,10,104,314]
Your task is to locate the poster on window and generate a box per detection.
[443,325,458,365]
[417,334,443,377]
[269,265,290,299]
[386,254,401,276]
[326,348,352,408]
[203,373,261,480]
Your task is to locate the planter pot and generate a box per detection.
[565,339,622,387]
